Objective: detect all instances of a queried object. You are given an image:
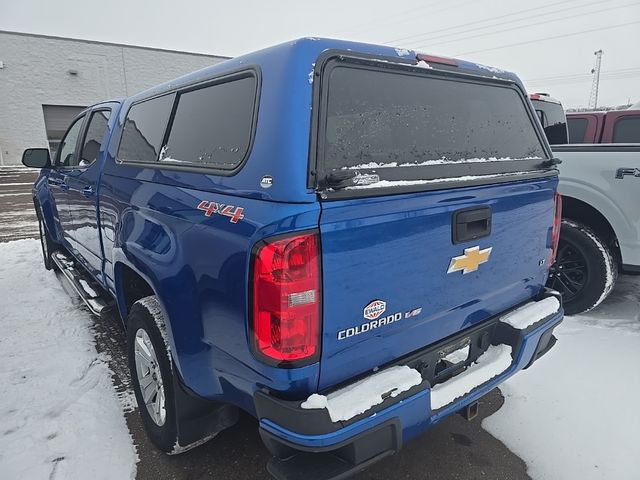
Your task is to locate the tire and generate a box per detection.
[36,207,55,270]
[127,296,178,453]
[547,219,618,315]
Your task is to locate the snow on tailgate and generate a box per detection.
[0,240,137,479]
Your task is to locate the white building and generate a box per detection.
[0,31,228,165]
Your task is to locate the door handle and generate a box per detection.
[82,186,94,197]
[615,168,640,179]
[48,178,69,191]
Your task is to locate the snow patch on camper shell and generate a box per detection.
[345,171,534,190]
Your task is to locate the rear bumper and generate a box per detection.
[255,290,564,479]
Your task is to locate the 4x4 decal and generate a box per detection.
[197,201,245,224]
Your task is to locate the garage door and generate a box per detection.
[42,105,86,158]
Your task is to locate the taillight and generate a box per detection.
[251,231,321,367]
[550,193,563,264]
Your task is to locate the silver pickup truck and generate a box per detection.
[550,144,640,314]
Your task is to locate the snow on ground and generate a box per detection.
[0,239,137,479]
[1,232,638,480]
[484,274,640,480]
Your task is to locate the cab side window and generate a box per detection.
[79,110,111,167]
[567,118,588,143]
[612,116,640,143]
[117,94,174,163]
[57,115,85,167]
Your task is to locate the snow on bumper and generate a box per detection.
[257,293,564,450]
[430,344,512,410]
[428,296,562,410]
[499,296,560,330]
[301,365,423,422]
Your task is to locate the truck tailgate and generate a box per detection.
[318,177,557,390]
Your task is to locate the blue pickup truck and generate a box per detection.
[22,38,564,479]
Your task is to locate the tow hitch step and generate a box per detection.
[460,401,479,421]
[51,251,114,316]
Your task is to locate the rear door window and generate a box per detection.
[567,117,588,143]
[612,116,640,143]
[317,63,548,192]
[118,94,174,163]
[160,75,257,170]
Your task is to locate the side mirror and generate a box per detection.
[22,148,52,169]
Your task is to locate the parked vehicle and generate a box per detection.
[551,144,640,314]
[567,109,640,143]
[22,38,564,479]
[529,93,568,144]
[528,97,640,314]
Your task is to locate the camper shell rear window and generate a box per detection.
[313,57,551,197]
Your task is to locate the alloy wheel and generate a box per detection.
[134,328,166,426]
[548,240,589,303]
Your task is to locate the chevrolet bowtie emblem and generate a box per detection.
[447,246,492,274]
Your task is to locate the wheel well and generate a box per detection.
[120,265,154,320]
[561,196,620,262]
[33,197,60,247]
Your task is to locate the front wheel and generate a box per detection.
[36,209,55,270]
[546,220,617,315]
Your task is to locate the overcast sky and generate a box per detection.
[1,0,638,108]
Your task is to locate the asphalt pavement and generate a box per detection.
[0,166,530,480]
[0,166,39,241]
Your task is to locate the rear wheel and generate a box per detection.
[127,296,178,453]
[547,220,617,315]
